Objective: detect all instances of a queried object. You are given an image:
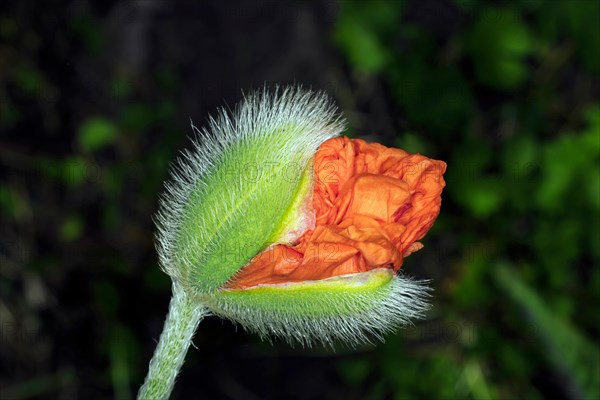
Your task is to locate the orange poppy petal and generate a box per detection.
[226,137,446,290]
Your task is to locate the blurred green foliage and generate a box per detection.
[335,0,599,398]
[78,118,118,153]
[465,8,534,90]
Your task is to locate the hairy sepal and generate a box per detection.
[155,87,344,294]
[203,269,432,347]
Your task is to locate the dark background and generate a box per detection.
[1,0,599,399]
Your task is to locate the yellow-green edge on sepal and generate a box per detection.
[199,268,431,346]
[268,158,315,244]
[210,268,394,318]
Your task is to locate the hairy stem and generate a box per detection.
[138,284,208,400]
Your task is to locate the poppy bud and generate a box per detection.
[139,87,446,399]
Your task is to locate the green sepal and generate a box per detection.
[155,88,343,294]
[202,269,431,347]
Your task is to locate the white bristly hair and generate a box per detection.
[206,272,433,348]
[153,86,344,291]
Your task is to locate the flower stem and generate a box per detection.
[138,284,208,400]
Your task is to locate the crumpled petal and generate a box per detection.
[227,137,446,289]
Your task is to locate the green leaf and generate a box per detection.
[538,0,600,73]
[335,19,389,74]
[78,118,118,152]
[60,215,84,241]
[494,264,600,400]
[466,8,534,90]
[536,108,600,211]
[61,157,87,185]
[334,0,403,74]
